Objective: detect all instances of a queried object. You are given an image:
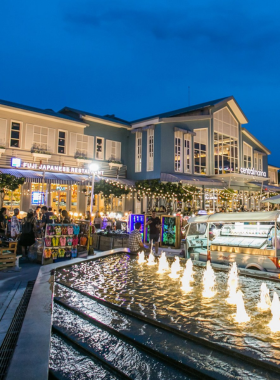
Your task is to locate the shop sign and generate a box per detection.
[11,157,21,168]
[31,191,45,205]
[240,167,266,177]
[11,159,104,175]
[56,186,66,191]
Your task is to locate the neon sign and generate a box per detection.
[240,167,266,177]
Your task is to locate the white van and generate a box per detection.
[185,211,280,272]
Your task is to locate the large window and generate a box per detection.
[147,129,154,171]
[194,129,207,174]
[254,152,263,171]
[135,132,142,172]
[58,130,66,154]
[213,108,238,174]
[33,126,48,151]
[95,137,104,160]
[243,142,252,169]
[106,140,121,161]
[184,135,191,173]
[174,131,183,172]
[10,121,21,148]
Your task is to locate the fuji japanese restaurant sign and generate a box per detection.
[240,167,266,177]
[11,158,104,175]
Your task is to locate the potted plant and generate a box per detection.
[74,151,93,164]
[108,158,123,169]
[31,144,52,159]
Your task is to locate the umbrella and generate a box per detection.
[261,194,280,204]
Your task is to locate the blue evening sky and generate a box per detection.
[1,1,280,165]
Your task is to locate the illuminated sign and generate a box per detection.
[11,157,21,168]
[31,191,45,205]
[11,159,104,175]
[128,214,145,239]
[240,167,266,177]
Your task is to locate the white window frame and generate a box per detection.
[106,140,121,161]
[33,125,48,152]
[58,129,67,155]
[147,129,154,171]
[135,132,142,172]
[243,142,253,169]
[76,134,89,157]
[174,131,183,172]
[194,128,208,175]
[95,137,104,160]
[10,120,22,149]
[184,134,192,173]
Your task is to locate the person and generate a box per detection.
[61,210,71,224]
[48,207,53,212]
[94,212,102,229]
[128,222,146,253]
[85,211,91,221]
[35,206,41,220]
[146,210,161,254]
[19,209,36,257]
[11,208,20,239]
[40,206,54,230]
[0,207,7,236]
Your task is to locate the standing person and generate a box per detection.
[19,209,36,257]
[40,206,54,231]
[35,206,41,220]
[61,210,71,224]
[94,212,102,229]
[0,207,7,236]
[11,208,20,239]
[85,211,91,221]
[128,222,147,254]
[146,210,161,254]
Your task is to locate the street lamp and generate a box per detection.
[89,163,99,215]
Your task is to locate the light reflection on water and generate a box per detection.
[56,254,280,366]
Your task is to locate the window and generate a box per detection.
[174,131,183,172]
[194,129,207,174]
[58,130,66,154]
[184,135,192,173]
[77,134,89,157]
[33,126,48,151]
[147,129,154,171]
[95,137,104,160]
[254,152,263,171]
[106,140,121,161]
[10,121,21,148]
[135,132,142,172]
[243,142,252,169]
[213,108,238,174]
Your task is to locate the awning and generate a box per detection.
[0,169,43,183]
[160,173,226,187]
[104,177,135,187]
[174,127,196,136]
[249,182,280,192]
[261,194,280,204]
[189,210,280,223]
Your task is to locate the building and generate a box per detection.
[0,96,278,214]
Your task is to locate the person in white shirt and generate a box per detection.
[11,208,20,239]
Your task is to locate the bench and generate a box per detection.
[0,242,20,270]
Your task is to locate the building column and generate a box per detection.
[78,185,86,214]
[21,183,31,211]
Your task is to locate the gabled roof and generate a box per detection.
[0,99,87,125]
[131,96,248,125]
[242,128,271,155]
[60,106,131,127]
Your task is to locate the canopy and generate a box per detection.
[189,211,280,224]
[261,194,280,204]
[160,172,225,187]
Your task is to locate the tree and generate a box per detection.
[0,174,25,207]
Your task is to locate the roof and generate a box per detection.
[268,164,280,170]
[242,128,271,155]
[0,99,87,125]
[60,106,131,127]
[131,96,240,124]
[189,211,280,224]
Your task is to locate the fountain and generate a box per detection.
[169,256,181,279]
[234,290,250,323]
[185,258,194,282]
[226,262,239,305]
[257,283,271,311]
[157,251,169,273]
[138,251,146,264]
[202,260,216,298]
[147,252,156,266]
[180,260,194,293]
[268,292,280,333]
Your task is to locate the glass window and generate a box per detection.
[184,135,191,173]
[213,108,239,174]
[243,142,252,169]
[95,137,104,160]
[135,132,142,172]
[76,134,88,157]
[33,126,48,152]
[147,129,154,171]
[194,129,207,174]
[58,131,66,154]
[174,131,182,172]
[10,122,21,148]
